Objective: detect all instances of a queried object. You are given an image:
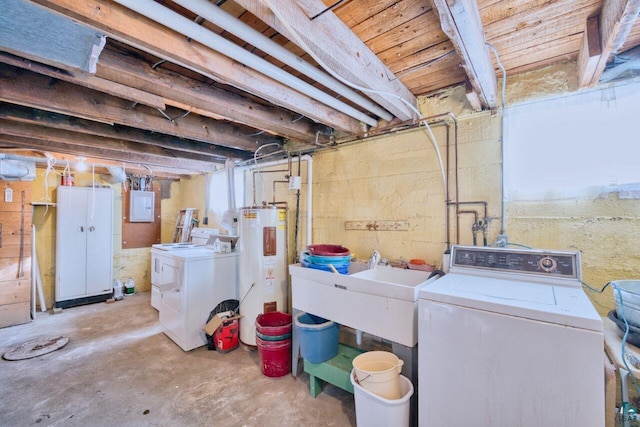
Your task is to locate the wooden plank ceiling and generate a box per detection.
[0,0,639,176]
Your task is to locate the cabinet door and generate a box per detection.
[56,187,89,300]
[85,188,113,295]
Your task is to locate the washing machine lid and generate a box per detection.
[155,247,216,260]
[419,273,602,332]
[151,242,198,251]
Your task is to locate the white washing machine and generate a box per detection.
[418,245,604,427]
[151,247,238,351]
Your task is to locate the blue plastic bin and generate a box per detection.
[295,312,339,363]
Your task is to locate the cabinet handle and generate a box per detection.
[78,226,84,232]
[89,226,96,232]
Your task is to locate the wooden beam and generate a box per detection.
[577,15,603,87]
[0,149,192,177]
[0,64,280,152]
[428,0,498,110]
[0,121,219,171]
[0,103,253,161]
[30,0,363,134]
[577,0,640,87]
[0,51,165,111]
[465,78,482,111]
[0,136,203,175]
[235,0,417,121]
[96,49,331,143]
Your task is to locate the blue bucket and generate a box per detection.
[295,312,339,364]
[300,259,349,274]
[301,252,351,265]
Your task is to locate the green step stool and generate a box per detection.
[303,343,363,398]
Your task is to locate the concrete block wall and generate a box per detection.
[309,61,639,315]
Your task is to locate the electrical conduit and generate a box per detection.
[110,0,378,128]
[172,0,393,122]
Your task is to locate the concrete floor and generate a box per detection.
[0,293,356,426]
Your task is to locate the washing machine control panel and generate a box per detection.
[451,246,579,280]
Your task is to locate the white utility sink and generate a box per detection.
[350,267,435,300]
[289,264,437,347]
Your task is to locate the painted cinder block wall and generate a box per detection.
[310,62,639,315]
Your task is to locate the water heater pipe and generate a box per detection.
[238,155,313,248]
[225,159,236,211]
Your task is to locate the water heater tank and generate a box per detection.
[238,206,288,346]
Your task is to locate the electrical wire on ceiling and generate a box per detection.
[262,0,446,196]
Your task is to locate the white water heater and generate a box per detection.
[238,206,288,346]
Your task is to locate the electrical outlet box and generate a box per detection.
[288,176,301,190]
[497,234,509,248]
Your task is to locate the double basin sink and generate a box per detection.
[289,264,436,347]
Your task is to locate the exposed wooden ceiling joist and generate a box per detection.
[30,0,364,134]
[577,0,640,87]
[0,51,166,111]
[429,0,498,110]
[0,64,279,153]
[0,121,218,171]
[0,103,252,161]
[235,0,418,121]
[0,148,194,177]
[95,49,331,144]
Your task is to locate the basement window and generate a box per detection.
[504,80,640,201]
[208,169,244,215]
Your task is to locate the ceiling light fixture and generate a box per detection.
[75,156,88,172]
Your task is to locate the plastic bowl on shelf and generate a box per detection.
[301,252,351,265]
[307,244,350,257]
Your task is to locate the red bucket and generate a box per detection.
[255,312,292,337]
[256,335,291,377]
[307,244,350,257]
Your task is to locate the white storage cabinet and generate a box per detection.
[55,186,114,307]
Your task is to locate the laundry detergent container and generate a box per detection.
[294,312,339,364]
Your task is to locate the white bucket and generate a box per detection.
[350,370,413,427]
[352,351,404,399]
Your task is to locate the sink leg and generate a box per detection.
[392,342,418,427]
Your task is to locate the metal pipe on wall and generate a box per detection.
[238,155,313,251]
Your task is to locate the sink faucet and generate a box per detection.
[368,250,381,269]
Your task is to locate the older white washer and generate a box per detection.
[152,247,238,351]
[418,245,604,427]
